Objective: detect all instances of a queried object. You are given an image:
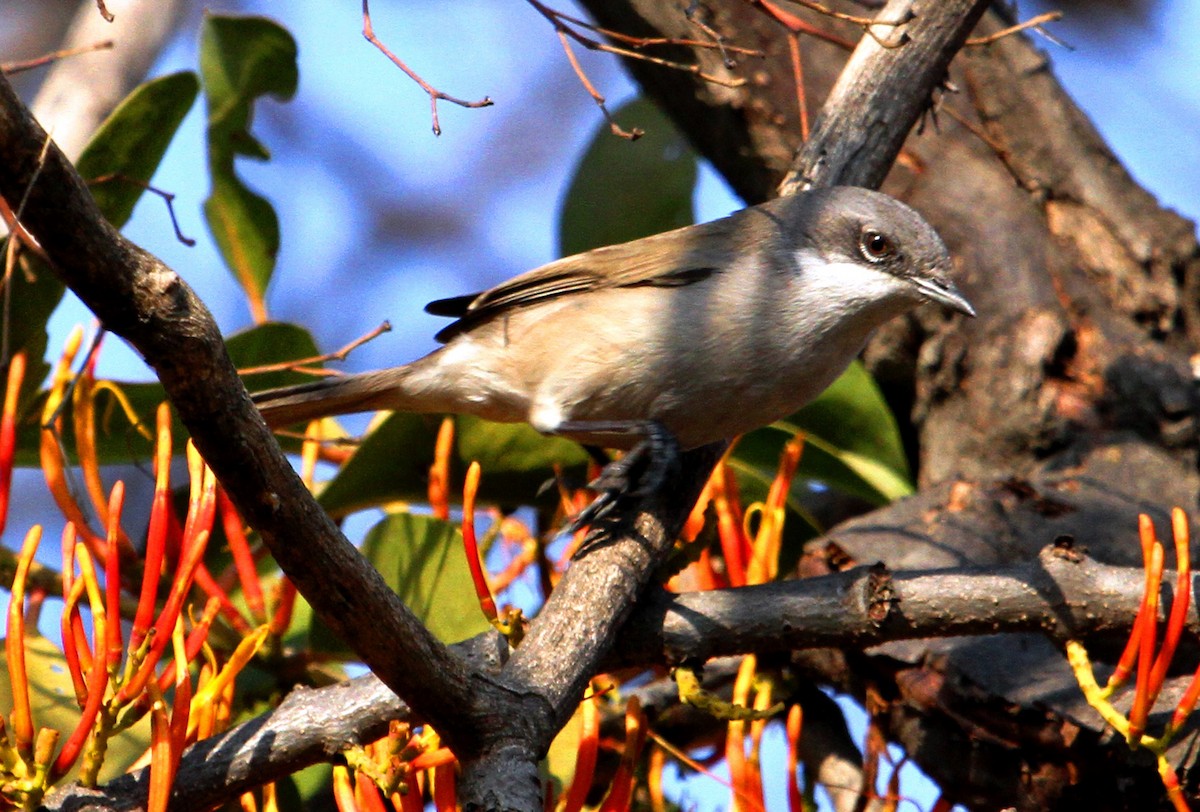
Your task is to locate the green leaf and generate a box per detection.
[13,322,321,466]
[308,512,492,655]
[559,96,697,255]
[75,71,200,229]
[0,633,151,783]
[290,762,334,807]
[455,415,589,491]
[317,414,588,518]
[200,15,298,317]
[315,412,447,517]
[733,361,914,509]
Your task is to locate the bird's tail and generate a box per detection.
[252,368,412,428]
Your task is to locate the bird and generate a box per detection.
[253,186,973,469]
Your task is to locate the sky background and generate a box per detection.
[3,1,1199,809]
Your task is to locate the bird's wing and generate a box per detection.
[425,214,742,343]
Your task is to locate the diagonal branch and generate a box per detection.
[782,0,992,192]
[0,74,490,753]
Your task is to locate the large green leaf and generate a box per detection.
[308,512,492,655]
[0,633,151,784]
[559,96,697,255]
[13,322,320,466]
[317,413,588,518]
[733,360,914,510]
[76,71,200,229]
[200,15,298,317]
[314,412,448,517]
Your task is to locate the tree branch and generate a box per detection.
[456,443,724,810]
[0,74,490,752]
[781,0,991,192]
[42,544,1182,811]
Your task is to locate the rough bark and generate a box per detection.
[572,1,1200,807]
[42,544,1191,811]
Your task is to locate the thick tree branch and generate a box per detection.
[42,544,1183,811]
[781,0,991,191]
[456,443,724,810]
[0,74,489,752]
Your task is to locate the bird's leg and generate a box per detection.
[555,420,681,532]
[583,445,612,467]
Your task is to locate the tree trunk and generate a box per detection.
[577,1,1200,807]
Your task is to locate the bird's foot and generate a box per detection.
[566,422,680,533]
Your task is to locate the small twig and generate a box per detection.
[747,0,904,51]
[788,0,913,29]
[361,0,493,136]
[95,0,114,22]
[965,11,1066,47]
[537,3,762,63]
[684,1,737,68]
[527,0,750,119]
[937,103,1010,160]
[0,41,115,75]
[556,27,643,141]
[2,130,54,363]
[0,195,50,267]
[2,210,14,365]
[86,174,196,246]
[553,4,762,58]
[239,321,393,377]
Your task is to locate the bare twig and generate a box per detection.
[966,11,1064,46]
[525,0,749,140]
[95,0,114,23]
[239,321,393,377]
[749,0,912,50]
[787,32,811,141]
[554,26,643,141]
[0,195,50,267]
[555,3,763,61]
[937,102,1009,159]
[361,0,493,136]
[684,2,738,68]
[0,41,115,75]
[86,173,196,246]
[2,130,53,363]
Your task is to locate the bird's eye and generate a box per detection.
[860,229,896,262]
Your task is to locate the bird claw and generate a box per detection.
[566,423,680,534]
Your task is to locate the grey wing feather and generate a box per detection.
[427,213,743,343]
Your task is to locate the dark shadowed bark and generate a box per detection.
[574,1,1200,808]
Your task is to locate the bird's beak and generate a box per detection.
[913,276,975,317]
